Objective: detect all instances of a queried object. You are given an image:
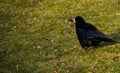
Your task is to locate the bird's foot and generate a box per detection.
[82,47,88,51]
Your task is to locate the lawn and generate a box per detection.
[0,0,120,73]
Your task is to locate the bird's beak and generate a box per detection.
[67,18,75,28]
[68,19,76,23]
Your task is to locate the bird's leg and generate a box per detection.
[77,36,88,50]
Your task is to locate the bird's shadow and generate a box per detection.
[96,28,120,48]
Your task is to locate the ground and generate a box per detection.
[0,0,120,73]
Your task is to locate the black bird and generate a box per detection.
[69,16,116,50]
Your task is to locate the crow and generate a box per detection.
[69,16,116,50]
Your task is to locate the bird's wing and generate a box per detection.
[77,29,116,42]
[85,30,116,42]
[77,29,105,37]
[86,30,107,38]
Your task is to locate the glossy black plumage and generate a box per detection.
[69,16,116,50]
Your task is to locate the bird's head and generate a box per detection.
[69,16,85,24]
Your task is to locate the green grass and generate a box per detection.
[0,0,120,73]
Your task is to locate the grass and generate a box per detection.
[0,0,120,73]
